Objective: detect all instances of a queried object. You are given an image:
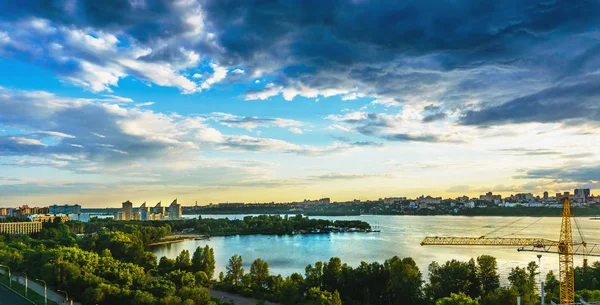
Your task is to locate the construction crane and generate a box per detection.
[421,198,600,305]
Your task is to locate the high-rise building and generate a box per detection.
[122,200,133,221]
[543,191,549,199]
[140,202,150,221]
[167,199,182,219]
[152,201,165,218]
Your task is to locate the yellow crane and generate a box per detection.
[421,198,600,304]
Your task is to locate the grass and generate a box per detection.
[0,275,59,305]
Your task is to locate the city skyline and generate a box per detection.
[1,1,599,207]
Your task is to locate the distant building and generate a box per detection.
[479,192,502,202]
[574,189,591,201]
[49,204,81,215]
[29,214,70,223]
[418,195,442,205]
[122,200,133,221]
[383,197,407,204]
[457,196,470,203]
[543,191,549,199]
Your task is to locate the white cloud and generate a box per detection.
[9,137,47,146]
[328,124,353,133]
[38,131,75,138]
[288,127,303,134]
[135,102,155,107]
[201,62,228,90]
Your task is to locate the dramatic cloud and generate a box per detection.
[0,0,599,129]
[326,111,448,143]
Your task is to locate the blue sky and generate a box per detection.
[0,0,599,207]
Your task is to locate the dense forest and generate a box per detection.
[0,219,600,304]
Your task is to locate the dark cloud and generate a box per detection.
[422,104,447,123]
[330,135,351,142]
[494,148,562,156]
[381,133,442,143]
[329,112,446,143]
[517,165,600,183]
[349,141,384,147]
[460,79,600,126]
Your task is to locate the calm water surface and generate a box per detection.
[152,215,600,280]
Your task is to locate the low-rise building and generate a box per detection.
[0,222,42,234]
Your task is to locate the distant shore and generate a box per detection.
[82,206,600,218]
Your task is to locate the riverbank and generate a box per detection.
[148,234,209,246]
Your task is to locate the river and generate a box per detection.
[152,215,599,281]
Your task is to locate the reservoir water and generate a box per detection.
[152,215,599,281]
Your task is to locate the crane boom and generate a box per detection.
[421,236,556,247]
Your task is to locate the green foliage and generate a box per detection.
[436,292,479,305]
[426,259,480,301]
[480,287,519,305]
[177,286,210,305]
[201,245,216,279]
[304,287,343,305]
[175,250,192,271]
[225,254,244,286]
[507,261,538,305]
[476,255,499,296]
[250,258,270,290]
[544,270,560,304]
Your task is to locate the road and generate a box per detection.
[0,283,32,305]
[210,289,278,305]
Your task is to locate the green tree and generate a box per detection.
[476,255,499,296]
[436,292,479,305]
[200,245,215,279]
[175,250,192,271]
[305,287,343,305]
[250,258,270,290]
[426,260,479,301]
[544,271,560,304]
[386,256,423,305]
[305,262,323,289]
[177,286,210,305]
[226,254,244,286]
[166,269,196,289]
[322,257,342,292]
[191,246,204,273]
[481,287,519,305]
[159,256,176,275]
[507,261,538,305]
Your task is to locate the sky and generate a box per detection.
[0,0,599,207]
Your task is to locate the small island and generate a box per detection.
[82,214,375,246]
